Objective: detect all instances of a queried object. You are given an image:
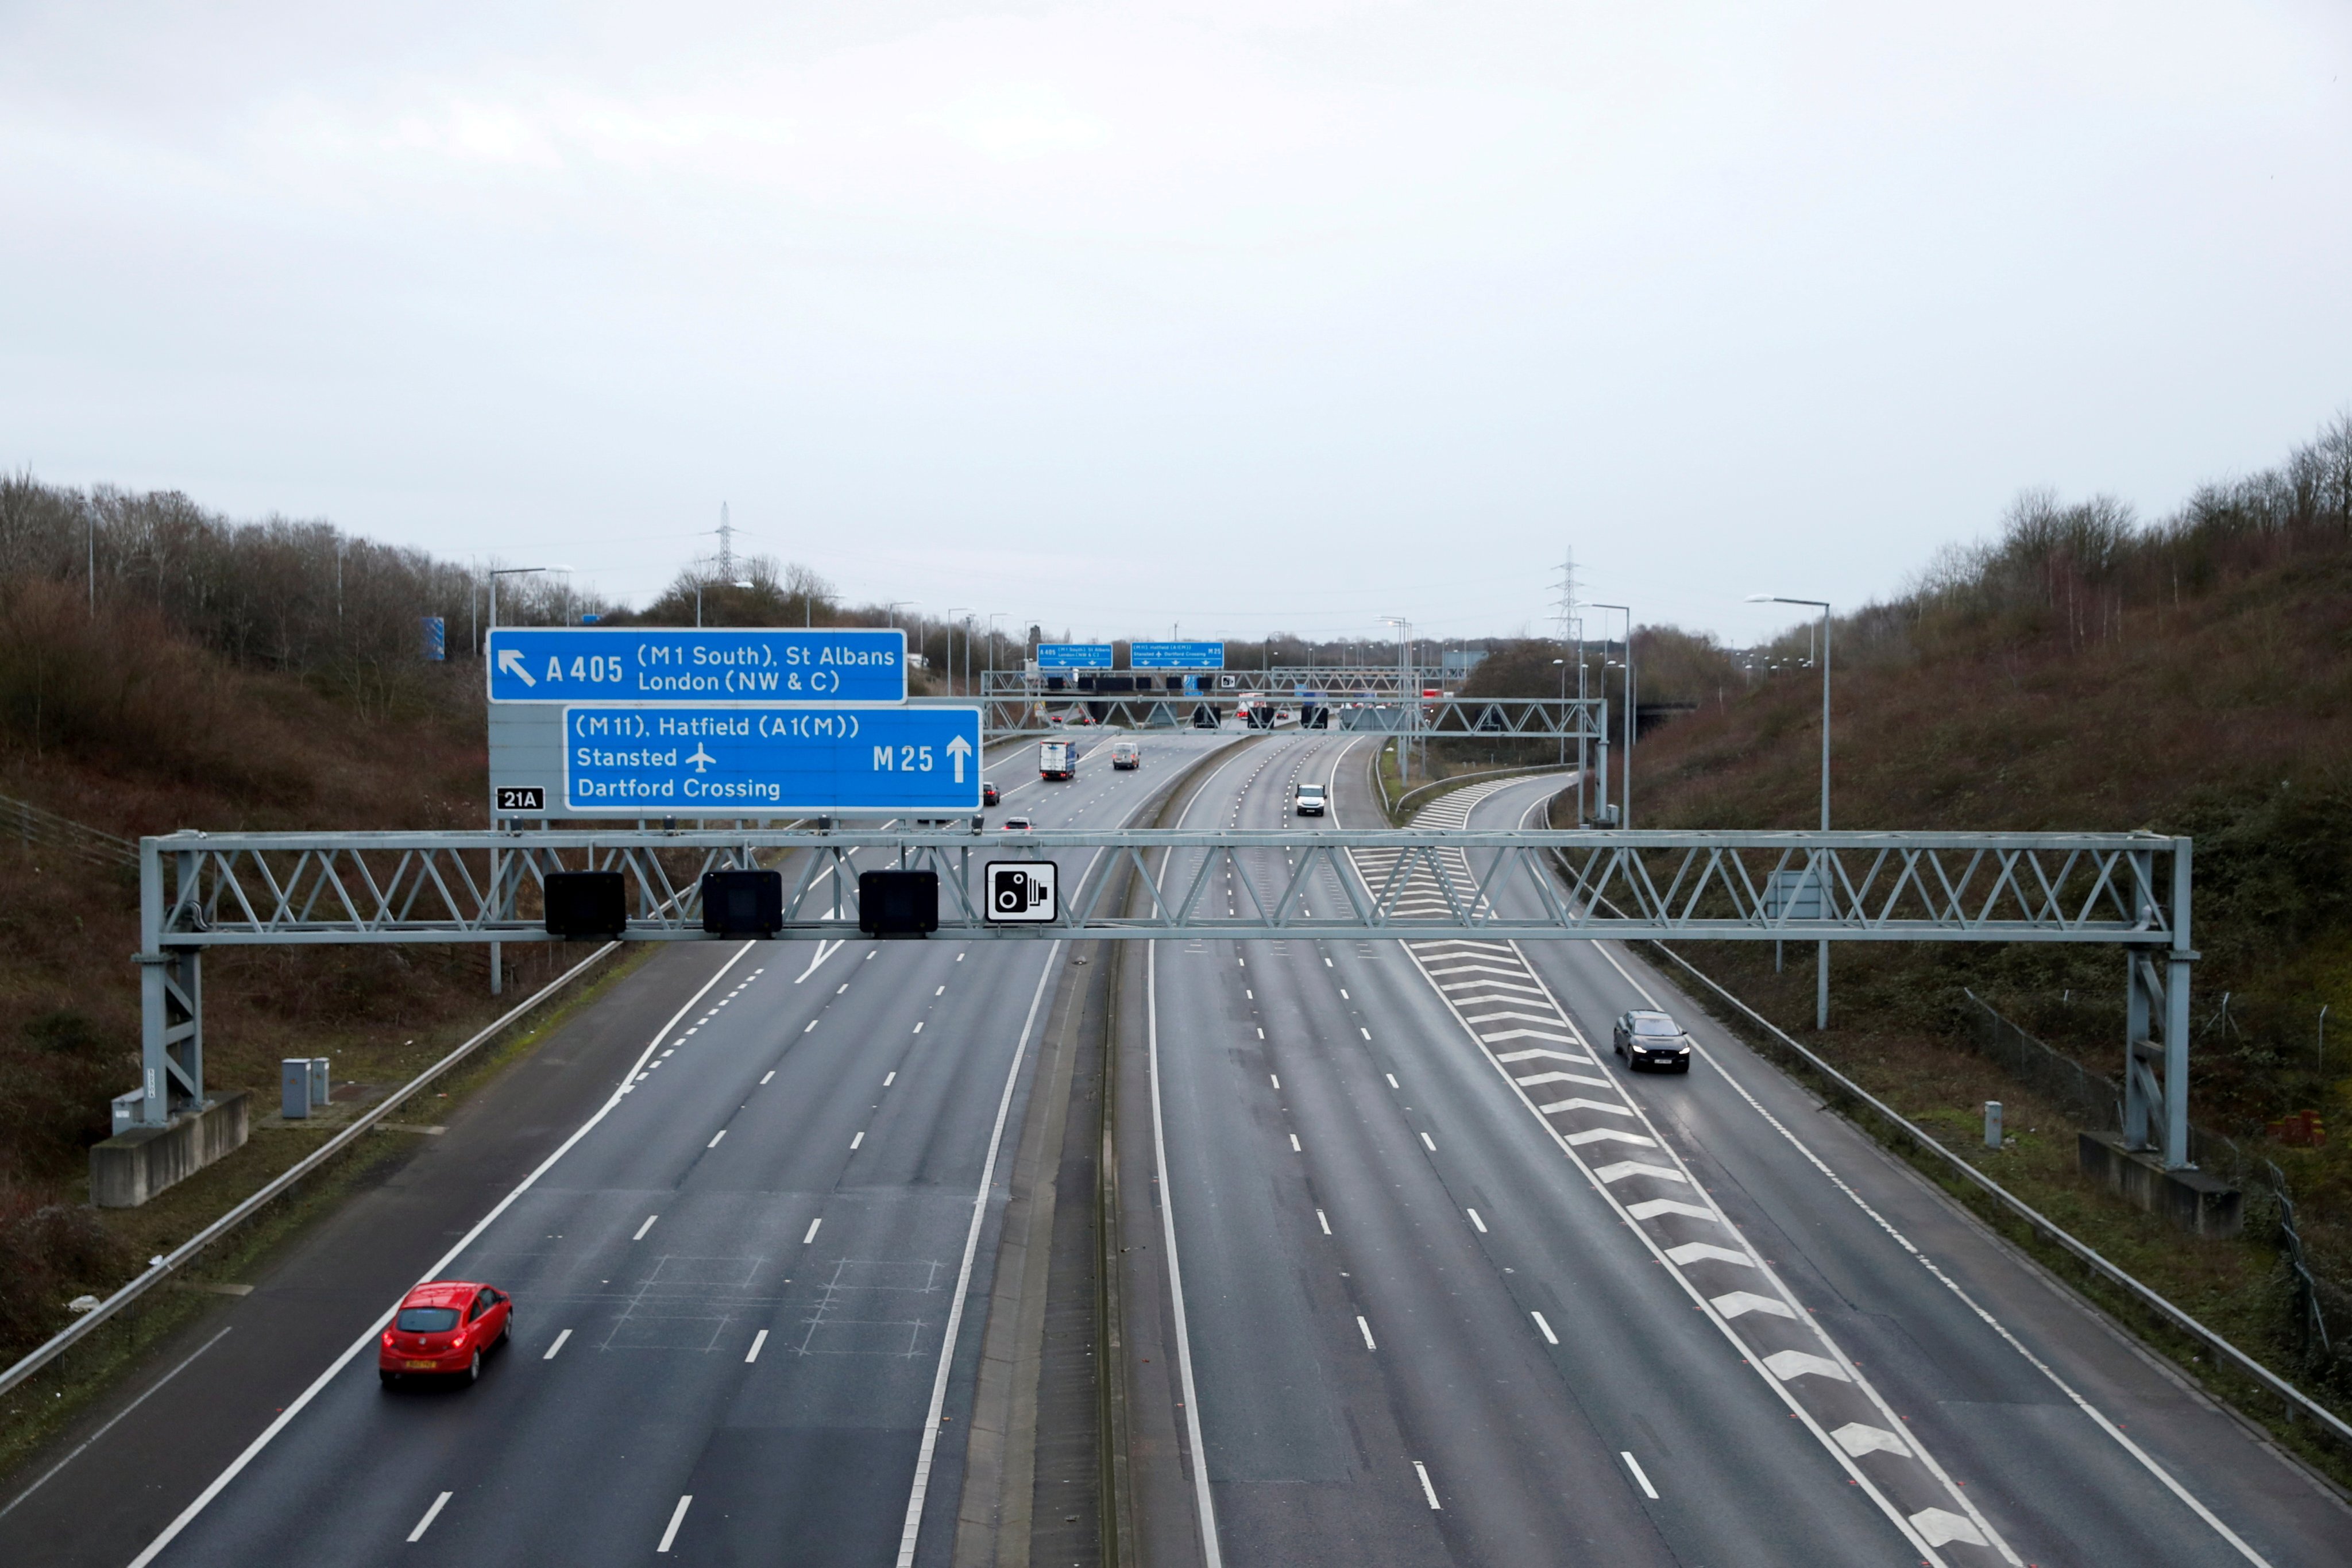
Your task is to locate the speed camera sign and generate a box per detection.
[985,861,1059,924]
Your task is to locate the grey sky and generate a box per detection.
[5,1,2347,647]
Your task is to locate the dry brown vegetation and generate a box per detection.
[1621,412,2352,1401]
[0,479,611,1358]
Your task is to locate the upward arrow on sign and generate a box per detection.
[946,733,972,783]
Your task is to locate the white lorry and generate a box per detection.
[1038,739,1076,781]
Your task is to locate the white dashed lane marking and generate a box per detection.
[1351,775,2017,1568]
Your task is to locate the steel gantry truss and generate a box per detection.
[973,688,1611,740]
[134,824,2197,1164]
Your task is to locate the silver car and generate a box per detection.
[1612,1009,1691,1073]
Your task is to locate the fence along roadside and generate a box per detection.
[0,792,136,869]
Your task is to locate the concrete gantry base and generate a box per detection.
[2078,1131,2242,1237]
[89,1092,250,1208]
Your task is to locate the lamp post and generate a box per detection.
[1380,617,1412,785]
[1593,604,1631,828]
[1748,593,1833,1028]
[983,613,1010,725]
[695,578,754,629]
[945,609,973,694]
[482,563,568,998]
[488,565,571,642]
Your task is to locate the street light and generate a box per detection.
[695,578,755,629]
[945,608,973,694]
[884,600,918,629]
[985,613,1010,677]
[1748,593,1833,1027]
[481,562,568,995]
[486,565,573,643]
[1593,604,1631,828]
[1379,616,1412,785]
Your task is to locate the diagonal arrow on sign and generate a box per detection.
[496,648,536,688]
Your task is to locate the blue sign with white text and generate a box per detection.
[1129,641,1225,669]
[563,705,981,814]
[1035,643,1114,670]
[487,627,906,705]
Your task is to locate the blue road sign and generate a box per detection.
[1129,640,1225,669]
[487,627,907,705]
[420,617,445,662]
[564,705,981,814]
[1036,643,1114,670]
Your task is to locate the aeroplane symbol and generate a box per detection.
[685,744,717,773]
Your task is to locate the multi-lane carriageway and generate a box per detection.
[6,732,2347,1566]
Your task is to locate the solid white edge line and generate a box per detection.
[746,1329,767,1364]
[407,1490,453,1543]
[656,1493,693,1553]
[891,939,1060,1567]
[0,1324,233,1522]
[123,943,756,1568]
[1621,1451,1659,1500]
[1582,940,2278,1568]
[1382,793,1969,1568]
[0,940,622,1405]
[542,1328,571,1361]
[1413,1460,1442,1509]
[1149,735,1261,1568]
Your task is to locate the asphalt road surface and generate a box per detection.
[2,729,1227,1568]
[1137,733,2350,1567]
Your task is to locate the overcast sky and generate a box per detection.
[4,1,2347,647]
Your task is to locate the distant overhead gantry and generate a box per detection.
[973,667,1609,739]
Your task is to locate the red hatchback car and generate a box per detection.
[380,1280,513,1385]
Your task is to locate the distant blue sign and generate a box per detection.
[1036,643,1114,670]
[487,627,906,705]
[565,705,980,814]
[420,617,445,662]
[1129,641,1225,669]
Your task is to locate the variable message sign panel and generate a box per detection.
[562,705,980,815]
[486,627,907,705]
[1128,641,1225,669]
[1035,643,1114,670]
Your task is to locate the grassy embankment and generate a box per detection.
[0,577,628,1371]
[1573,417,2352,1462]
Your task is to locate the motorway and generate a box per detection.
[10,723,2349,1566]
[1127,732,2351,1566]
[2,729,1230,1568]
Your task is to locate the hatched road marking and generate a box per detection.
[1344,772,2021,1568]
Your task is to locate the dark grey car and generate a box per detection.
[1612,1009,1691,1072]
